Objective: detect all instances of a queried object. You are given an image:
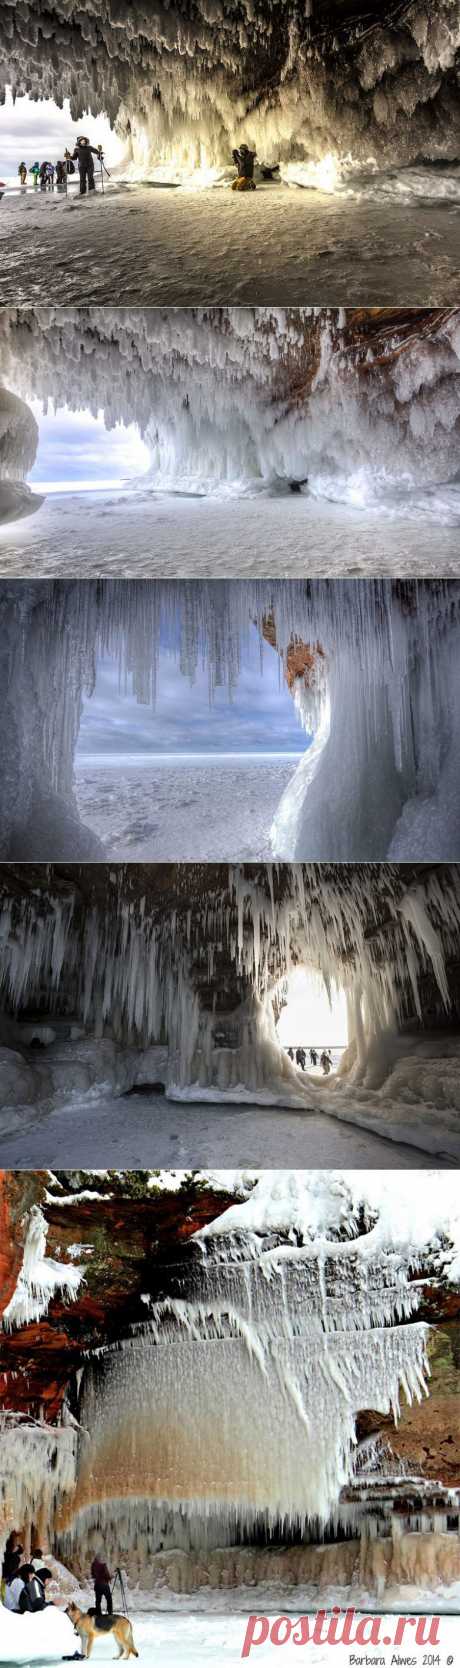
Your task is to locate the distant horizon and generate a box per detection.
[75,751,304,766]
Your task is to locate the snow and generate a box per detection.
[3,489,460,579]
[75,758,298,860]
[1,185,460,306]
[3,1609,458,1668]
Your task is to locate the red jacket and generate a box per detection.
[91,1558,111,1584]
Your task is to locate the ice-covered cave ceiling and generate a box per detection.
[1,307,460,509]
[1,2,459,170]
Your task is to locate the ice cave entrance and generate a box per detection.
[0,89,124,190]
[277,967,348,1076]
[28,403,150,496]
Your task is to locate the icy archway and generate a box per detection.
[1,861,460,1123]
[1,578,460,864]
[1,4,459,175]
[1,308,460,521]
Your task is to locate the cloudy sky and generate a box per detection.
[0,89,122,179]
[28,403,150,493]
[77,634,308,760]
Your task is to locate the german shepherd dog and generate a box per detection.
[66,1601,139,1659]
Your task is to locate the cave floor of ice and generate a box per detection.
[2,490,460,579]
[1,1605,459,1667]
[0,184,459,306]
[0,1085,451,1170]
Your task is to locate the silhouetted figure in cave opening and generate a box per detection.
[296,1046,306,1070]
[232,144,257,191]
[91,1554,113,1615]
[320,1049,332,1075]
[309,1047,318,1066]
[71,137,102,195]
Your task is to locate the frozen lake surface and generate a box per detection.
[2,487,460,578]
[1,176,460,305]
[75,756,298,861]
[0,1086,449,1171]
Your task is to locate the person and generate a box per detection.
[18,1565,53,1612]
[232,143,257,191]
[2,1539,24,1581]
[30,160,40,185]
[3,1554,26,1610]
[320,1049,332,1075]
[296,1046,306,1071]
[287,1046,294,1060]
[309,1047,318,1066]
[31,1546,45,1570]
[18,162,27,185]
[55,160,66,186]
[5,1563,34,1611]
[90,1553,113,1615]
[39,161,51,189]
[71,137,102,196]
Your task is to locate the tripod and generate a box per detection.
[99,156,111,194]
[111,1565,129,1617]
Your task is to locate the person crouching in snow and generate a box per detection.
[232,144,257,190]
[71,137,102,195]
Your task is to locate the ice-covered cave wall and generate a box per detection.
[1,577,460,864]
[1,3,459,171]
[1,308,460,510]
[1,861,460,1105]
[56,1171,460,1592]
[0,384,43,526]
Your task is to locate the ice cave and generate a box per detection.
[0,4,459,304]
[1,307,460,577]
[1,576,460,864]
[1,1168,460,1629]
[0,861,460,1165]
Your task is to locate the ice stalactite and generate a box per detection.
[1,308,460,513]
[0,1414,77,1562]
[0,3,459,172]
[1,861,460,1109]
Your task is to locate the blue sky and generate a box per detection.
[0,90,122,179]
[28,404,149,493]
[77,635,308,760]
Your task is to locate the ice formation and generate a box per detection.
[1,3,459,174]
[2,1204,83,1331]
[57,1169,460,1583]
[0,1413,77,1562]
[1,576,460,863]
[1,861,460,1113]
[1,307,460,515]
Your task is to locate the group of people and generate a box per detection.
[2,1541,54,1614]
[287,1045,333,1075]
[17,139,104,195]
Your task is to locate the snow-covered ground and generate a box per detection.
[1,177,459,305]
[75,757,297,860]
[1,1605,459,1667]
[2,488,460,578]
